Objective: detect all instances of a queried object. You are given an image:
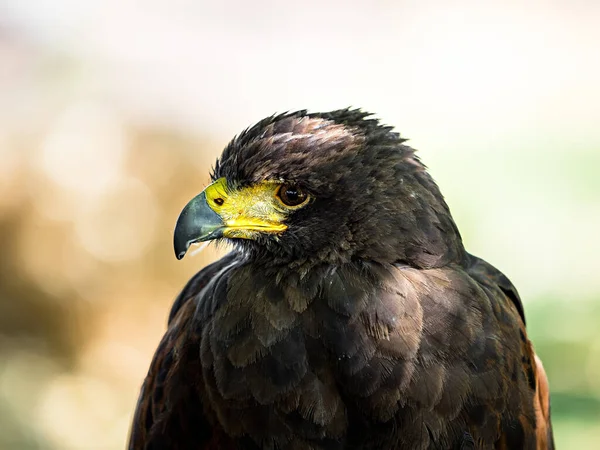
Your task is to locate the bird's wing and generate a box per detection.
[466,254,554,450]
[127,253,239,450]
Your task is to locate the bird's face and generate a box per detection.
[174,110,464,268]
[173,176,309,259]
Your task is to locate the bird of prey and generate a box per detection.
[128,109,554,449]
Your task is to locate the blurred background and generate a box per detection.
[0,0,598,448]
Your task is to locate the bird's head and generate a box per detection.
[174,109,465,269]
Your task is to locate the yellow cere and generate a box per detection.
[203,177,289,239]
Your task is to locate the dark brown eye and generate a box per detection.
[277,184,309,207]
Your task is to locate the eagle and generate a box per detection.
[128,109,554,449]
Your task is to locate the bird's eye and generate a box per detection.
[277,184,309,208]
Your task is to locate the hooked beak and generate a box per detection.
[173,191,225,260]
[173,178,289,260]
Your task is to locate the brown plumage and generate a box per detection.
[128,109,554,449]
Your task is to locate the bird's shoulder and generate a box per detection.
[464,252,526,324]
[312,260,547,449]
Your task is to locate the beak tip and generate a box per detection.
[173,239,189,260]
[173,231,188,259]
